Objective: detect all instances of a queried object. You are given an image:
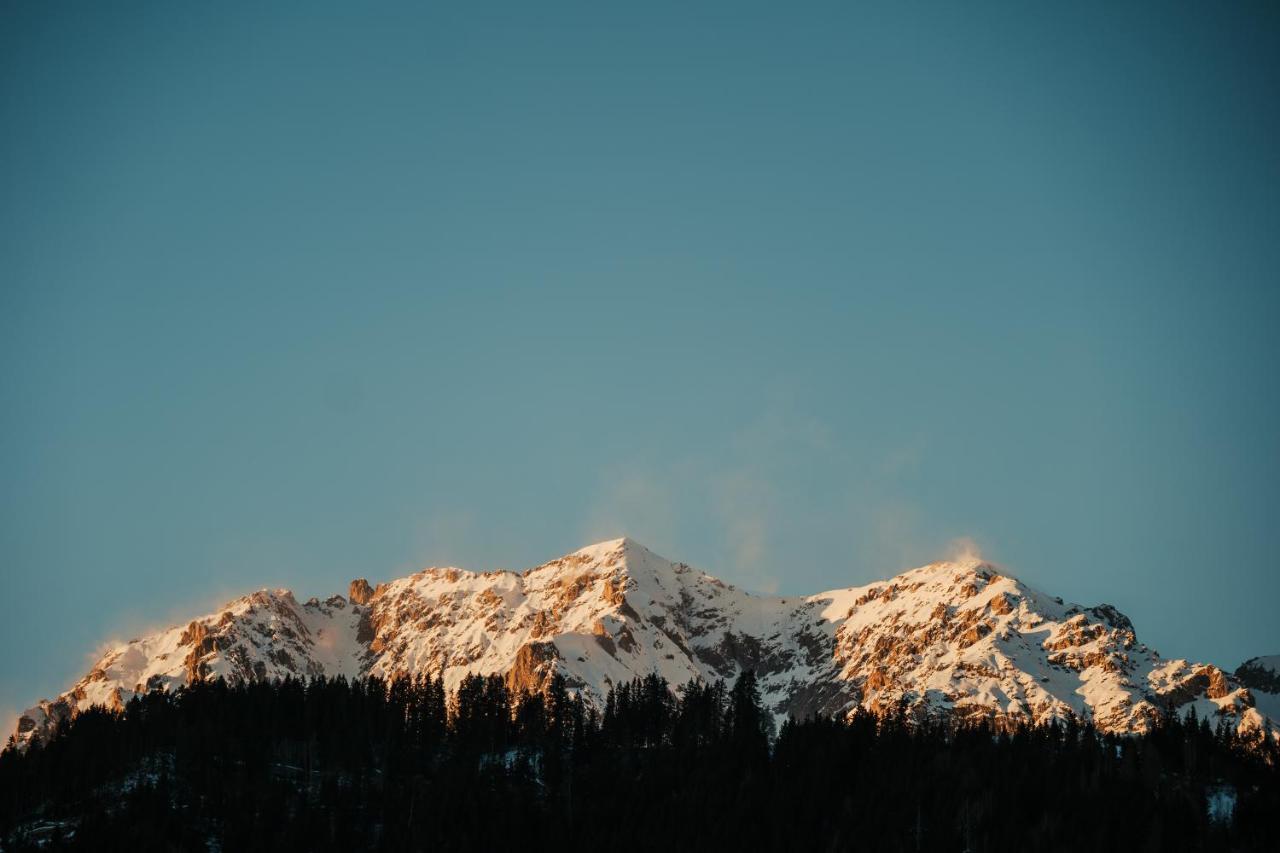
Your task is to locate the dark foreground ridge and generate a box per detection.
[2,673,1278,852]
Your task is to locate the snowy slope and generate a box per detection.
[11,538,1275,749]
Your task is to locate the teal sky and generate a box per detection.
[2,1,1278,724]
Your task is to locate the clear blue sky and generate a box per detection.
[3,1,1278,724]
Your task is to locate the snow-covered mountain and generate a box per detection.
[12,538,1277,749]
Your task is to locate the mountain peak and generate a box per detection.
[896,557,1012,593]
[568,536,652,561]
[348,578,375,606]
[1236,655,1280,693]
[557,537,679,584]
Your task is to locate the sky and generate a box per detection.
[2,1,1278,726]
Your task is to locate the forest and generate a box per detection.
[2,671,1278,851]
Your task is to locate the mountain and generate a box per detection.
[12,538,1277,749]
[1236,656,1280,694]
[1235,656,1280,725]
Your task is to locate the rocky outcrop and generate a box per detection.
[1154,665,1235,707]
[1235,656,1280,694]
[506,642,560,694]
[349,579,375,606]
[180,620,225,684]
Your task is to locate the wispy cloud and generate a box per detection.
[944,535,987,565]
[712,467,775,593]
[580,463,681,553]
[576,406,992,594]
[406,510,479,572]
[1,708,18,745]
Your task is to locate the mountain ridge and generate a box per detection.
[12,537,1277,750]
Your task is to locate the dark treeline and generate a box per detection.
[2,671,1278,851]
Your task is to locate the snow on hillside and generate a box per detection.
[11,538,1276,749]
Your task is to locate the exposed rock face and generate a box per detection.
[349,579,375,606]
[1235,656,1280,694]
[506,642,560,694]
[1153,665,1236,707]
[181,621,219,684]
[11,538,1276,750]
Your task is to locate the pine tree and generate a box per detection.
[727,669,772,753]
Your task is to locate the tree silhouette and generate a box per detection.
[0,672,1276,851]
